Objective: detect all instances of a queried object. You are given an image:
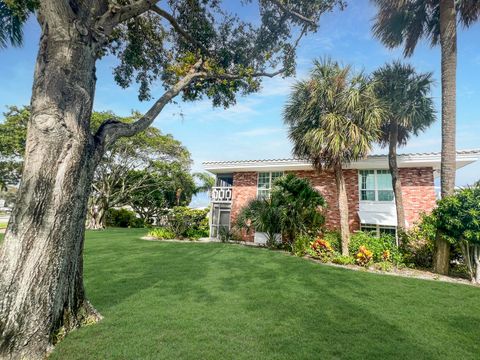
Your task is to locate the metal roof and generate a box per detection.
[203,149,480,175]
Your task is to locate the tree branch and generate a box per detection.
[95,59,204,148]
[96,0,159,36]
[151,5,210,56]
[268,0,317,27]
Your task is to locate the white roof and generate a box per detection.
[203,149,480,175]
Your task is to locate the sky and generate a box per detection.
[1,0,479,207]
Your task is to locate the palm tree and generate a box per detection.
[284,59,383,255]
[371,0,480,273]
[373,61,436,232]
[235,174,326,249]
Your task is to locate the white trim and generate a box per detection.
[203,150,480,174]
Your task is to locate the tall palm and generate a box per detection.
[373,61,436,232]
[372,0,480,274]
[284,59,383,255]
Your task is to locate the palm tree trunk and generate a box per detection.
[334,162,350,255]
[388,119,406,233]
[434,0,457,275]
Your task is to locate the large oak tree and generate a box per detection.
[0,0,344,358]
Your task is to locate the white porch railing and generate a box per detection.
[210,187,233,203]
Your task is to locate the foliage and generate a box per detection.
[271,174,326,244]
[106,208,144,228]
[193,172,215,194]
[292,235,313,257]
[349,231,402,265]
[355,246,374,267]
[323,231,342,253]
[148,227,176,240]
[371,0,480,57]
[89,111,192,228]
[166,206,209,239]
[0,106,28,190]
[431,185,480,281]
[235,174,326,250]
[0,0,38,48]
[218,226,237,243]
[284,58,383,254]
[284,58,383,170]
[331,254,355,265]
[309,239,335,263]
[372,61,436,147]
[399,214,436,268]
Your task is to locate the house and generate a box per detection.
[203,149,480,243]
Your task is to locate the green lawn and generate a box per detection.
[0,222,7,230]
[2,229,480,359]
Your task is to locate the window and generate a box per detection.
[257,172,283,198]
[359,170,394,202]
[360,224,397,238]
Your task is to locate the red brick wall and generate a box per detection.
[229,167,436,240]
[288,170,360,232]
[399,167,436,227]
[231,172,257,241]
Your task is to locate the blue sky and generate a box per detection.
[1,0,479,207]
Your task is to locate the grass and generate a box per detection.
[1,229,480,359]
[0,222,7,230]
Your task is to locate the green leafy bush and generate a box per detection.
[106,208,144,228]
[323,231,341,252]
[332,254,354,265]
[349,231,402,264]
[431,185,480,282]
[148,227,176,240]
[166,206,209,239]
[399,214,436,268]
[293,235,313,257]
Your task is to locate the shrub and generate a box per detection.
[431,184,480,282]
[292,235,313,257]
[148,227,176,240]
[106,208,144,228]
[323,231,341,252]
[309,238,334,262]
[355,246,373,267]
[332,254,355,265]
[399,215,435,268]
[349,231,402,264]
[373,261,394,272]
[166,207,209,239]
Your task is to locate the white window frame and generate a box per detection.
[360,224,397,238]
[257,171,284,199]
[359,169,394,203]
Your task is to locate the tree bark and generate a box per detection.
[434,0,457,275]
[0,7,102,359]
[334,163,350,256]
[86,203,107,230]
[388,119,406,234]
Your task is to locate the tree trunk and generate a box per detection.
[0,9,102,360]
[334,163,350,256]
[434,0,457,275]
[388,119,406,234]
[86,203,107,230]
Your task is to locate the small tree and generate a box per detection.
[284,59,383,255]
[432,184,480,283]
[235,174,326,249]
